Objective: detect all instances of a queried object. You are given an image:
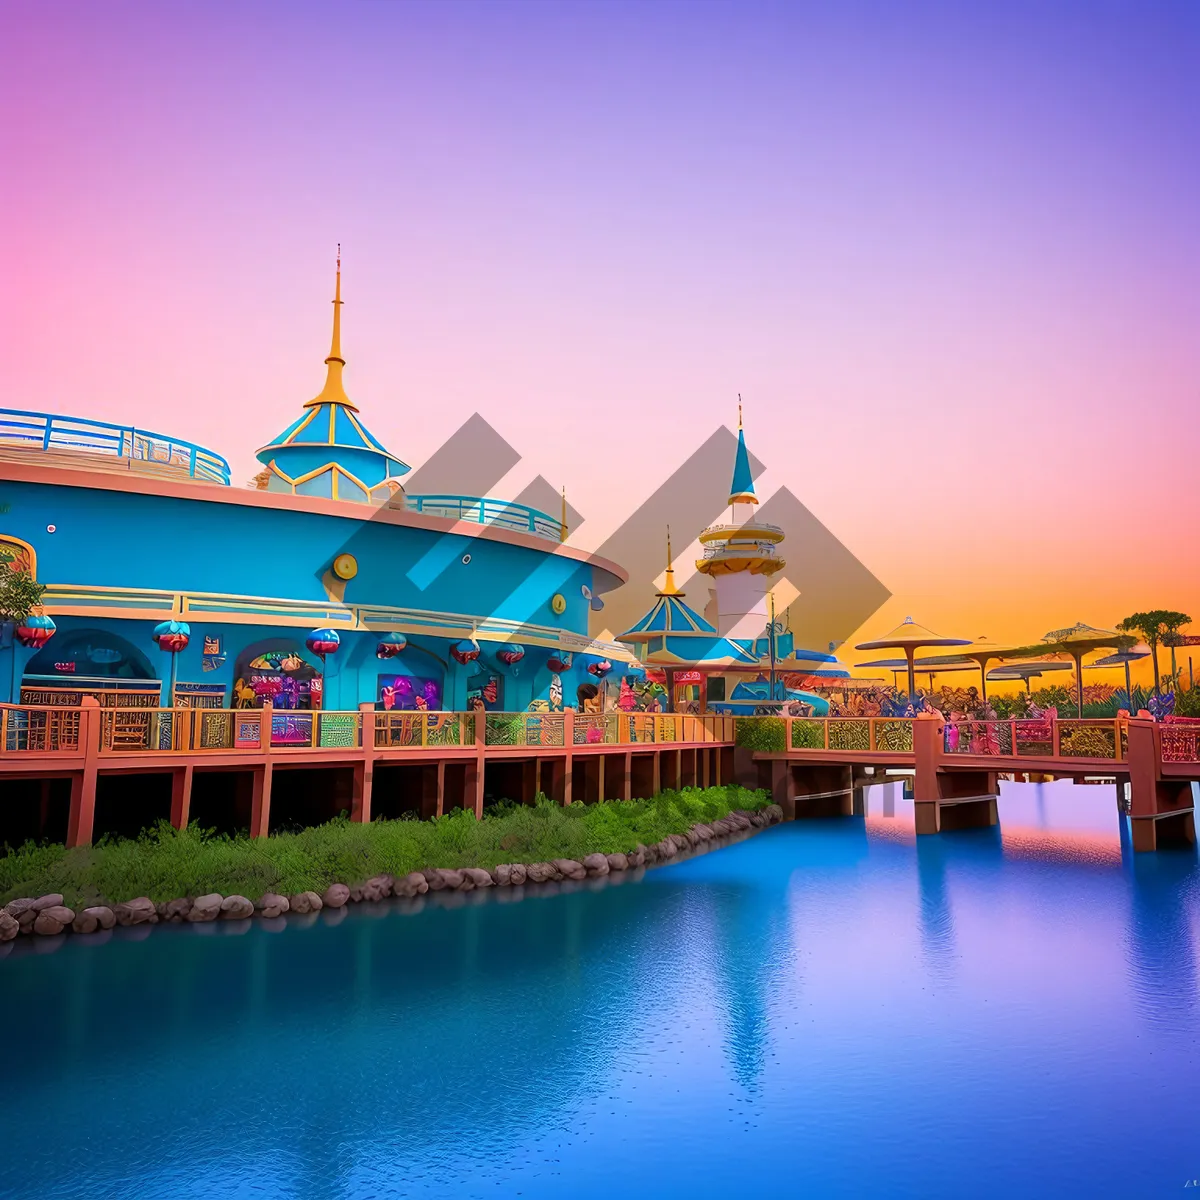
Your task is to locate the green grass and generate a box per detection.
[0,785,769,908]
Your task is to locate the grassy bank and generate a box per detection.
[0,786,769,908]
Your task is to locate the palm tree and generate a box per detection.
[1117,611,1192,695]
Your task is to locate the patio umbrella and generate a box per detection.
[909,636,1022,704]
[1085,645,1150,707]
[857,655,978,694]
[987,660,1075,695]
[854,618,971,702]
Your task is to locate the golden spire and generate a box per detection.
[304,245,358,411]
[738,393,743,429]
[560,485,568,543]
[659,525,682,596]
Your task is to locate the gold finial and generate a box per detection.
[560,485,568,543]
[738,393,742,429]
[304,245,358,411]
[660,525,682,596]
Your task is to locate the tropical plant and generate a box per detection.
[1175,687,1200,719]
[1117,611,1192,695]
[0,549,45,624]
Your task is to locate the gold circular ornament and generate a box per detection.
[332,554,358,581]
[550,593,567,616]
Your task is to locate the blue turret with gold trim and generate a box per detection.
[257,252,409,503]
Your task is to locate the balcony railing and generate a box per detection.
[0,408,231,485]
[942,718,1124,761]
[405,494,564,542]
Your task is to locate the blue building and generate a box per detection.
[0,263,629,714]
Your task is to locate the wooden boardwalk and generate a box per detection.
[0,704,1195,851]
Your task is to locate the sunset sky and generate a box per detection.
[1,1,1196,672]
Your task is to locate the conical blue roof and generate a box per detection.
[729,405,756,505]
[256,258,409,504]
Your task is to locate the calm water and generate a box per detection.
[4,783,1200,1199]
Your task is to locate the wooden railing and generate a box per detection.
[0,705,735,759]
[942,717,1125,761]
[787,717,915,753]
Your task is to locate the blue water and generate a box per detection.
[3,783,1200,1199]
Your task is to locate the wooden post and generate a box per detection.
[912,713,943,835]
[250,762,273,838]
[66,696,100,848]
[562,710,575,806]
[352,703,375,824]
[170,763,194,830]
[622,750,632,801]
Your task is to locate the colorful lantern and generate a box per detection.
[547,652,572,673]
[376,632,408,660]
[588,659,612,678]
[15,612,55,649]
[450,639,480,665]
[152,619,191,654]
[280,653,306,673]
[306,628,341,658]
[497,644,526,666]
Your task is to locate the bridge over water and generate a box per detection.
[0,705,1195,853]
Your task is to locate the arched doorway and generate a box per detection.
[22,627,160,705]
[231,638,321,710]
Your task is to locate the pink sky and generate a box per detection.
[1,2,1197,654]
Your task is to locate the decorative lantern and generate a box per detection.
[450,638,480,665]
[497,644,526,666]
[280,653,306,673]
[376,631,408,660]
[305,628,341,658]
[588,659,612,678]
[547,652,572,673]
[15,612,55,649]
[152,619,191,654]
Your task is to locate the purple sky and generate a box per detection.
[1,1,1197,645]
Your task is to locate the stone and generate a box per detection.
[114,897,157,926]
[365,874,394,899]
[322,884,350,909]
[289,891,324,915]
[162,898,192,922]
[220,895,254,920]
[31,893,64,912]
[256,892,290,919]
[751,811,768,828]
[72,910,98,934]
[507,863,527,886]
[0,911,19,942]
[765,804,783,823]
[188,894,223,922]
[492,864,513,886]
[583,853,610,877]
[437,869,465,890]
[422,868,447,891]
[88,905,116,930]
[628,848,645,868]
[405,871,429,896]
[348,885,365,902]
[525,861,553,884]
[34,908,73,935]
[553,858,586,881]
[3,898,35,918]
[605,853,629,872]
[463,868,493,889]
[685,829,701,847]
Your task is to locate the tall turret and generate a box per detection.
[256,250,409,503]
[694,400,785,639]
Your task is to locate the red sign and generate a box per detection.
[675,670,703,684]
[1174,634,1200,646]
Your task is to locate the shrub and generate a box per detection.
[734,718,786,753]
[0,785,770,907]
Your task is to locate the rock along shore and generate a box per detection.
[0,806,782,953]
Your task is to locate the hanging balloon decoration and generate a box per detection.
[588,659,612,678]
[546,652,572,673]
[15,612,56,650]
[152,620,191,654]
[305,628,341,658]
[376,631,408,660]
[280,653,306,673]
[450,639,480,665]
[152,620,191,705]
[496,644,526,666]
[304,628,340,710]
